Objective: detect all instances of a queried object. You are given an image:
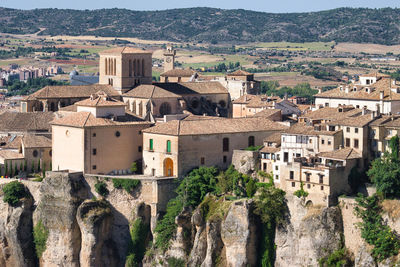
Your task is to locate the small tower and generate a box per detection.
[163,45,176,73]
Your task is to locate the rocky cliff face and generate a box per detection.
[0,173,399,266]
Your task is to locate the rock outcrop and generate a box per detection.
[34,172,88,266]
[275,196,344,267]
[0,188,35,267]
[77,199,119,267]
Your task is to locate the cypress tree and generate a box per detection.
[31,161,35,174]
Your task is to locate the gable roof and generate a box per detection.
[75,93,126,107]
[160,69,195,77]
[318,148,361,161]
[143,117,288,136]
[23,84,120,100]
[0,150,24,160]
[227,70,253,76]
[315,78,400,101]
[22,134,51,148]
[0,112,55,132]
[123,85,181,99]
[50,111,151,128]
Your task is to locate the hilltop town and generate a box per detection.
[1,42,400,266]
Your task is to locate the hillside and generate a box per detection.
[1,7,400,44]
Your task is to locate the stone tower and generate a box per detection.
[163,45,176,73]
[99,47,153,94]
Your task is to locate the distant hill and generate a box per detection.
[1,7,400,45]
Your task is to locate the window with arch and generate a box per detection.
[166,140,171,153]
[115,131,121,137]
[248,136,255,147]
[33,150,38,158]
[223,138,229,152]
[159,102,172,116]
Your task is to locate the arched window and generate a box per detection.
[248,136,255,147]
[166,140,171,153]
[223,138,229,152]
[159,102,172,116]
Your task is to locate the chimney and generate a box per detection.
[345,86,349,93]
[380,91,384,100]
[318,87,322,94]
[376,103,380,116]
[362,107,366,115]
[284,92,288,100]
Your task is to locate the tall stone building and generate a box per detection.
[99,47,153,94]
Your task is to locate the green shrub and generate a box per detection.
[2,181,26,206]
[318,247,353,267]
[354,194,400,262]
[199,195,231,222]
[154,197,183,251]
[293,182,309,198]
[167,257,185,267]
[94,181,109,197]
[112,179,140,193]
[244,145,263,151]
[130,162,138,174]
[33,220,49,258]
[245,178,257,198]
[126,218,148,266]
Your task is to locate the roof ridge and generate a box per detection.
[177,120,181,135]
[82,112,92,127]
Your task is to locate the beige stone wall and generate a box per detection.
[143,130,280,178]
[84,124,150,175]
[160,76,191,83]
[52,125,85,172]
[143,133,179,177]
[99,53,152,94]
[123,96,181,118]
[318,132,342,152]
[23,146,52,172]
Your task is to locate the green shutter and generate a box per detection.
[167,140,171,153]
[150,139,153,150]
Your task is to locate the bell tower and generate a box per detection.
[163,45,176,73]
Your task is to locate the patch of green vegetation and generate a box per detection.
[126,218,149,267]
[261,81,318,102]
[33,220,49,259]
[244,145,263,151]
[112,179,140,193]
[247,41,335,51]
[355,194,400,262]
[94,181,109,197]
[199,195,232,222]
[2,181,26,206]
[318,247,353,267]
[368,135,400,198]
[167,257,185,267]
[254,184,287,266]
[293,182,309,198]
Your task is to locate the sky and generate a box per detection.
[0,0,399,13]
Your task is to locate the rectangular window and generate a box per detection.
[149,139,153,151]
[223,155,227,163]
[275,166,278,171]
[306,173,310,182]
[263,163,267,171]
[328,140,331,145]
[321,185,324,190]
[319,176,323,184]
[354,139,359,149]
[223,138,229,152]
[321,139,325,145]
[201,157,205,165]
[292,182,295,187]
[290,171,294,180]
[275,175,279,180]
[92,148,97,155]
[345,138,351,147]
[92,133,96,137]
[355,128,359,133]
[346,127,350,133]
[307,184,311,189]
[152,169,156,176]
[138,146,142,152]
[92,165,97,170]
[167,140,171,153]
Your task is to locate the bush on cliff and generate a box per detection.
[126,218,149,266]
[33,220,49,258]
[355,194,400,262]
[112,179,140,193]
[2,181,26,206]
[94,181,109,197]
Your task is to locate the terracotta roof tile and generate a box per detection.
[23,84,120,101]
[50,112,152,128]
[123,85,181,98]
[0,112,55,132]
[160,69,195,77]
[143,117,288,136]
[75,93,126,107]
[0,150,24,160]
[318,148,361,160]
[22,134,51,148]
[227,70,253,76]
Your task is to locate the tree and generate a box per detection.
[31,161,35,174]
[368,135,400,198]
[37,159,41,172]
[130,162,138,174]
